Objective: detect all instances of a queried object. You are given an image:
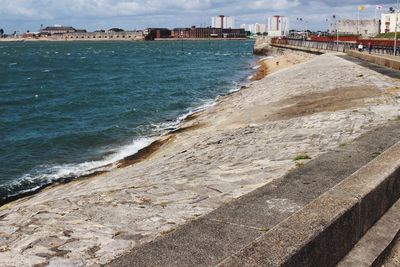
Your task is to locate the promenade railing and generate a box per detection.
[271,38,400,56]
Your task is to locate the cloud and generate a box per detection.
[0,0,398,32]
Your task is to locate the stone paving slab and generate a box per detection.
[108,121,400,267]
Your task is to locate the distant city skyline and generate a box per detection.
[241,16,289,35]
[0,1,399,33]
[211,16,235,29]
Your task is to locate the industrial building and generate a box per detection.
[144,28,172,40]
[172,26,244,39]
[171,27,222,38]
[147,26,245,40]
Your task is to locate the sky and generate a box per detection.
[0,0,399,33]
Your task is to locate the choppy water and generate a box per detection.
[0,40,255,203]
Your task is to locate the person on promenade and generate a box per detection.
[358,43,364,52]
[368,42,372,54]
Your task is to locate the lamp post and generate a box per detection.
[395,0,399,55]
[333,15,339,51]
[296,17,305,39]
[180,31,184,52]
[305,20,308,39]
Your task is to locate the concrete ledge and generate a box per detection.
[270,43,326,54]
[218,142,400,267]
[347,50,400,71]
[337,198,400,267]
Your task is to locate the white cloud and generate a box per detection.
[0,0,397,32]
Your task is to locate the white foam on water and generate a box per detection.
[1,137,153,198]
[106,137,153,163]
[2,64,254,201]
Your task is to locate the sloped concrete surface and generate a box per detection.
[109,122,400,267]
[2,52,400,266]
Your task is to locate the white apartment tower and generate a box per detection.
[225,17,235,29]
[381,13,398,33]
[212,16,235,29]
[267,15,289,37]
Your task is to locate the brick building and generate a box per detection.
[145,28,172,40]
[170,26,245,39]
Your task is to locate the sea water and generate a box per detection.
[0,40,255,203]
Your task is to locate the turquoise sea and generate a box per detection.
[0,40,255,203]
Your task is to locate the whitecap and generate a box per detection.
[1,63,254,202]
[1,137,153,199]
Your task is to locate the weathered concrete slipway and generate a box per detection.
[109,122,400,267]
[1,46,400,266]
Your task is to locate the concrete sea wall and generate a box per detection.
[347,50,400,70]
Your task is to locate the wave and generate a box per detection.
[0,69,252,205]
[0,137,153,204]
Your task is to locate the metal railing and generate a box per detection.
[272,38,400,56]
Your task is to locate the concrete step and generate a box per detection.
[218,141,400,267]
[337,199,400,267]
[382,236,400,267]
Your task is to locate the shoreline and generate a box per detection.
[0,38,249,42]
[2,49,399,266]
[0,55,257,207]
[0,39,145,42]
[153,38,248,41]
